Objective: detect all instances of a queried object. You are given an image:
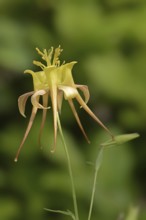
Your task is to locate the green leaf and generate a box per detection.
[44,208,75,220]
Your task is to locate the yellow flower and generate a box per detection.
[15,46,113,161]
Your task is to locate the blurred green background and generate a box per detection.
[0,0,146,220]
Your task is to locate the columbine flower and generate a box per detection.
[15,46,113,161]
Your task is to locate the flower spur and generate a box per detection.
[15,46,114,161]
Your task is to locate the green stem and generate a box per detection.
[88,147,103,220]
[87,169,98,220]
[57,113,79,220]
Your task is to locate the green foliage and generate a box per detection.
[125,206,139,220]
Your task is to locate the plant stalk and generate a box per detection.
[87,168,98,220]
[88,147,103,220]
[57,113,79,220]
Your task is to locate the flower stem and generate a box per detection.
[87,168,98,220]
[88,147,103,220]
[57,113,79,220]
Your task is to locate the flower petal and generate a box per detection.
[58,85,78,100]
[31,90,50,109]
[76,84,90,104]
[76,94,114,139]
[50,85,58,152]
[59,61,77,86]
[38,92,49,148]
[15,107,38,162]
[68,99,90,143]
[18,91,34,117]
[57,90,63,114]
[24,70,48,91]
